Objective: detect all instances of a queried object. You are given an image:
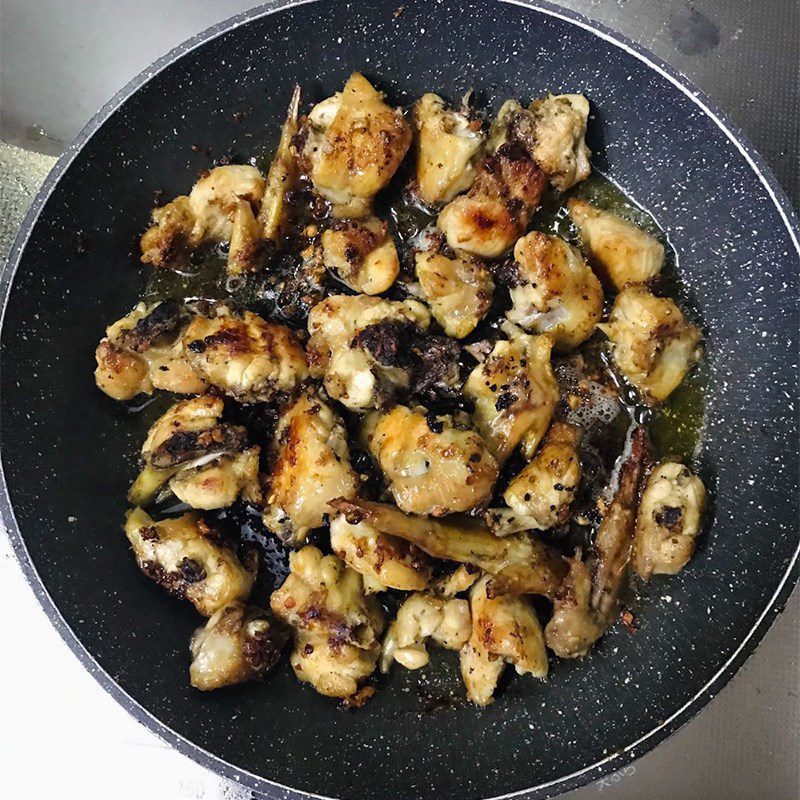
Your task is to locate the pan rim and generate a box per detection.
[1,1,797,799]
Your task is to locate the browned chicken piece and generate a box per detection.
[412,92,485,206]
[598,285,702,404]
[95,300,207,401]
[227,199,265,276]
[568,198,664,290]
[429,564,481,597]
[363,405,499,516]
[380,593,471,671]
[460,575,548,706]
[262,388,359,545]
[633,461,706,579]
[299,72,412,218]
[486,421,581,536]
[464,323,559,464]
[506,231,603,351]
[189,604,289,691]
[330,498,567,598]
[139,196,199,269]
[270,546,384,699]
[124,507,256,617]
[321,217,399,295]
[183,308,308,403]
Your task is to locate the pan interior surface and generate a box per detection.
[1,1,797,799]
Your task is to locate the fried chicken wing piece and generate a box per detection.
[598,285,702,404]
[633,461,706,579]
[506,231,603,351]
[262,388,359,545]
[363,405,498,516]
[189,604,289,691]
[124,508,256,616]
[330,498,567,598]
[568,198,664,290]
[227,198,265,276]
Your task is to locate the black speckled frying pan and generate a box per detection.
[2,1,798,798]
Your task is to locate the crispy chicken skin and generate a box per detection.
[183,309,309,403]
[486,421,581,536]
[270,546,384,698]
[124,507,256,617]
[321,217,400,295]
[95,300,207,400]
[300,72,412,218]
[380,593,471,671]
[568,198,664,290]
[460,576,548,706]
[413,92,485,206]
[189,604,289,691]
[330,498,567,598]
[414,247,494,338]
[464,323,559,464]
[329,514,433,593]
[598,286,702,404]
[262,388,359,545]
[633,461,706,579]
[506,231,603,351]
[363,405,499,516]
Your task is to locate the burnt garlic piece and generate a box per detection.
[486,421,581,536]
[321,217,400,295]
[129,395,259,509]
[568,198,664,290]
[331,498,567,598]
[183,307,309,403]
[599,285,702,404]
[460,575,548,706]
[270,546,384,699]
[380,593,471,672]
[633,462,706,579]
[124,508,256,617]
[412,92,485,206]
[95,300,207,401]
[329,514,433,593]
[299,72,411,218]
[140,165,265,268]
[464,323,559,464]
[189,604,289,691]
[506,231,603,351]
[363,405,499,516]
[262,388,358,545]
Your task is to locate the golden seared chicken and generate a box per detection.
[189,604,289,691]
[183,308,308,403]
[262,388,358,545]
[95,300,207,401]
[430,564,481,597]
[321,217,399,295]
[464,323,558,464]
[633,461,706,579]
[414,246,494,338]
[329,513,433,593]
[599,286,702,404]
[505,231,603,351]
[270,546,384,698]
[413,92,485,206]
[299,72,411,218]
[460,576,548,706]
[124,508,256,617]
[568,198,664,290]
[306,294,433,411]
[363,405,498,516]
[380,593,471,671]
[141,165,265,268]
[129,395,260,509]
[330,499,567,598]
[227,199,265,276]
[486,422,581,536]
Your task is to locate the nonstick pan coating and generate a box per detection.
[1,1,798,798]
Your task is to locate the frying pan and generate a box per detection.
[2,1,798,798]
